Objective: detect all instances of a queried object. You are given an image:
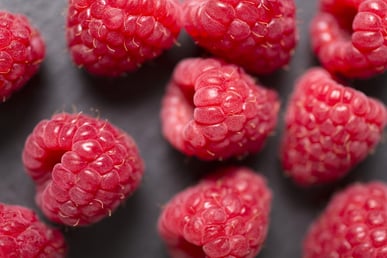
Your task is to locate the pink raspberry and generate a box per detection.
[66,0,182,77]
[310,0,387,79]
[182,0,298,75]
[280,67,387,186]
[22,112,145,226]
[0,202,66,258]
[303,182,387,257]
[158,166,271,258]
[161,57,280,161]
[0,10,45,101]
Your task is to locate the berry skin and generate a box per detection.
[0,10,45,101]
[66,0,182,77]
[161,57,280,161]
[183,0,298,75]
[303,182,387,257]
[22,112,145,226]
[310,0,387,79]
[280,67,387,186]
[158,166,271,258]
[0,202,66,258]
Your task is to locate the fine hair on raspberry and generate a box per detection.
[0,202,67,258]
[161,57,280,161]
[0,10,45,101]
[22,112,145,227]
[158,166,272,258]
[310,0,387,78]
[280,67,387,186]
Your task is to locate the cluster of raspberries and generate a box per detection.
[1,0,387,257]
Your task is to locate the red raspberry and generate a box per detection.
[0,10,45,101]
[0,202,66,258]
[182,0,298,75]
[280,68,387,186]
[161,57,280,161]
[22,112,145,226]
[66,0,182,77]
[310,0,387,79]
[158,166,271,258]
[303,182,387,257]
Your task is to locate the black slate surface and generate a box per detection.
[1,1,386,257]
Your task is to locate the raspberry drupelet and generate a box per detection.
[0,10,45,101]
[280,67,387,186]
[182,0,298,75]
[66,0,182,76]
[22,112,145,227]
[161,57,280,161]
[310,0,387,79]
[303,182,387,257]
[0,202,67,258]
[158,166,272,258]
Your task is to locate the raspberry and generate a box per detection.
[182,0,298,75]
[303,182,387,257]
[66,0,182,77]
[22,112,145,226]
[161,57,280,161]
[310,0,387,79]
[0,202,66,258]
[280,67,387,186]
[157,166,271,258]
[0,10,45,101]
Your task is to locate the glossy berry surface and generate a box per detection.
[310,0,387,78]
[158,166,271,258]
[0,202,66,258]
[303,182,387,257]
[183,0,298,75]
[161,57,280,161]
[66,0,182,76]
[22,112,145,226]
[280,67,387,186]
[0,10,45,101]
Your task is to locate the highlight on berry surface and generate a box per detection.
[22,112,145,227]
[161,57,280,161]
[310,0,387,79]
[66,0,182,76]
[182,0,298,75]
[0,10,45,102]
[303,181,387,257]
[0,202,67,258]
[280,67,387,186]
[157,166,272,258]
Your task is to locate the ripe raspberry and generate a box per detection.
[182,0,298,75]
[280,67,387,186]
[310,0,387,78]
[0,202,66,258]
[303,182,387,257]
[158,166,271,258]
[22,112,145,226]
[66,0,182,77]
[161,57,280,161]
[0,10,45,101]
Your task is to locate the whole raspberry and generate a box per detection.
[280,68,387,186]
[66,0,182,77]
[0,202,66,258]
[303,182,387,257]
[182,0,298,75]
[161,57,280,161]
[22,112,145,226]
[0,10,45,101]
[158,166,271,258]
[310,0,387,79]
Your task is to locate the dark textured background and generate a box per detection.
[1,1,386,257]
